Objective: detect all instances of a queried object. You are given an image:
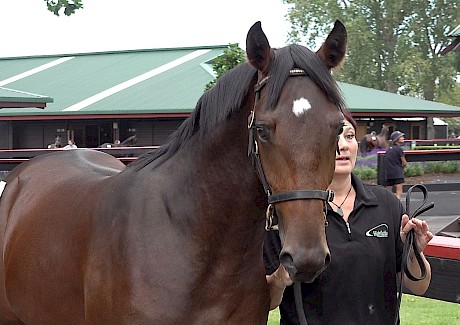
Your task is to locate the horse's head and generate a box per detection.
[246,21,347,283]
[381,124,389,135]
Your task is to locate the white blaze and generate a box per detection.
[292,98,312,117]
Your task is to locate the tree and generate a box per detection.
[45,0,83,16]
[283,0,459,101]
[204,43,246,91]
[284,0,460,139]
[438,83,460,137]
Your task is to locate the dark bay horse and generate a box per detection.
[0,21,347,324]
[359,124,389,155]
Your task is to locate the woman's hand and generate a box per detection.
[400,214,433,252]
[266,265,293,310]
[399,214,433,295]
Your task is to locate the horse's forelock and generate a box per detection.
[265,45,346,112]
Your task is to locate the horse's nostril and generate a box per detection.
[325,252,331,267]
[279,252,297,275]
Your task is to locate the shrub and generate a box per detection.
[424,161,460,174]
[440,161,460,174]
[355,152,459,180]
[425,161,442,173]
[405,163,424,177]
[354,166,377,180]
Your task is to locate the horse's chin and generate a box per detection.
[289,268,325,284]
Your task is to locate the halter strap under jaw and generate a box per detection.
[248,69,335,231]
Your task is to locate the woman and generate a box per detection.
[385,131,407,199]
[264,109,433,324]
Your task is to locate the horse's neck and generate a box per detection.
[170,107,267,238]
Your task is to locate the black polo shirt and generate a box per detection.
[264,174,405,325]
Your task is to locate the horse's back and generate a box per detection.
[0,149,125,324]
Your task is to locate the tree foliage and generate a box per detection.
[204,44,246,91]
[45,0,83,16]
[439,82,460,136]
[283,0,460,104]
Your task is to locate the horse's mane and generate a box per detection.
[129,44,346,171]
[129,62,257,170]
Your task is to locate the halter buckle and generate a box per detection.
[265,204,275,231]
[247,110,255,129]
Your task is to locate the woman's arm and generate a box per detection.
[401,155,407,168]
[400,216,434,295]
[266,265,293,310]
[403,250,431,295]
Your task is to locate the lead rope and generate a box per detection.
[395,184,434,324]
[294,282,308,325]
[277,222,309,325]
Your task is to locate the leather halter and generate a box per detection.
[247,69,335,231]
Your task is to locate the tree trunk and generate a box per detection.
[424,79,436,139]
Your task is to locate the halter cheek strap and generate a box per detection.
[247,69,335,231]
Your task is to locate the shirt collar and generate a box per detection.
[351,173,379,206]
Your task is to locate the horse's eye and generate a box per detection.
[256,125,270,141]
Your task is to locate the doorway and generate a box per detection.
[68,125,108,148]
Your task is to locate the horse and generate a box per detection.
[359,124,389,155]
[98,134,137,148]
[0,20,347,324]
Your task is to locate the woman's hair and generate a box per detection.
[342,108,357,131]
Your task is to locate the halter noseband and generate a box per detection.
[247,69,335,231]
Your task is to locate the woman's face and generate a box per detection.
[334,119,358,176]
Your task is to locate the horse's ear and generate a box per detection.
[246,21,273,72]
[316,20,347,70]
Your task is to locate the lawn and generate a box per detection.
[267,295,459,324]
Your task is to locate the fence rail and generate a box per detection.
[403,139,460,147]
[0,146,158,172]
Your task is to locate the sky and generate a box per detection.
[0,0,293,57]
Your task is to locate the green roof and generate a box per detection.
[0,87,53,109]
[0,45,459,118]
[339,82,460,117]
[0,46,226,117]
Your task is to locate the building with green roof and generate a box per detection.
[0,46,459,149]
[0,87,52,109]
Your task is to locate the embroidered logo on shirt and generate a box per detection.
[365,223,389,238]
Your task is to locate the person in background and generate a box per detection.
[264,111,432,324]
[385,131,407,199]
[63,139,78,150]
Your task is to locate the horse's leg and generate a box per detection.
[0,179,25,325]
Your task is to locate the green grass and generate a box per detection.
[267,295,459,324]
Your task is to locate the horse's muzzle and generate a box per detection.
[279,249,331,283]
